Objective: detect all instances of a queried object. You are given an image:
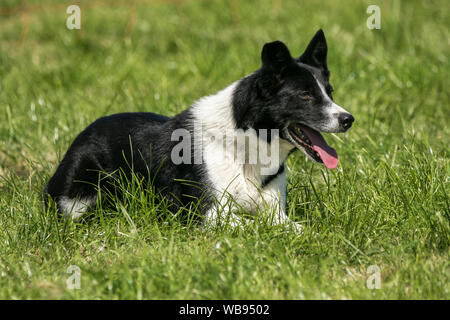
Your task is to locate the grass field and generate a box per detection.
[0,0,449,299]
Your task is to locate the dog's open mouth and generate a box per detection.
[287,124,338,169]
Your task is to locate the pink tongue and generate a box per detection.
[300,126,338,169]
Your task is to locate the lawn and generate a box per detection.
[0,0,448,299]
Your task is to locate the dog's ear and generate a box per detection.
[298,29,328,72]
[258,41,293,96]
[261,40,293,76]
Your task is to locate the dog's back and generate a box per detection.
[44,31,353,232]
[44,112,172,217]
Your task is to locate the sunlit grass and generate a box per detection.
[0,0,448,299]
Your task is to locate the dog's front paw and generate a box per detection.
[283,221,303,235]
[292,222,303,235]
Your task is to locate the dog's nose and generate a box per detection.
[339,113,354,130]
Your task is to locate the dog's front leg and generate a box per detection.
[262,174,303,234]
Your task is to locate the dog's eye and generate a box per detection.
[299,92,311,100]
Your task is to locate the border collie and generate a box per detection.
[44,29,354,232]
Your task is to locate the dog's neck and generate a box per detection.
[191,81,293,182]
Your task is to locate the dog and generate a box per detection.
[44,29,354,232]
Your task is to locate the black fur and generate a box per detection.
[44,111,211,215]
[44,29,351,218]
[232,29,335,139]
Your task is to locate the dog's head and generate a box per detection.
[234,29,354,169]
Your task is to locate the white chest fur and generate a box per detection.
[191,82,294,223]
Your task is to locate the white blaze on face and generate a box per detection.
[311,71,351,133]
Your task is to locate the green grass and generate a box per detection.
[0,0,449,299]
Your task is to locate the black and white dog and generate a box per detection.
[44,30,354,231]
